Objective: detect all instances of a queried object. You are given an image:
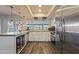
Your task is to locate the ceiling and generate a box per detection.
[56,5,79,17]
[27,5,53,17]
[0,5,79,20]
[0,5,56,20]
[12,5,33,20]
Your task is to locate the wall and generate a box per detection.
[1,17,8,33]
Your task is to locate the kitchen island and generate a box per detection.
[0,32,29,54]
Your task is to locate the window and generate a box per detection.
[26,20,49,30]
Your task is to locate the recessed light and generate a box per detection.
[38,5,42,7]
[38,9,42,12]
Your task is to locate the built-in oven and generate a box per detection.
[50,31,55,45]
[49,26,55,45]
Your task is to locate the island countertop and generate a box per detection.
[0,31,29,36]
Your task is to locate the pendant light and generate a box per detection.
[10,6,14,22]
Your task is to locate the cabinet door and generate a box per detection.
[29,32,50,41]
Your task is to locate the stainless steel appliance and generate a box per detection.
[55,12,79,54]
[49,26,55,45]
[55,17,64,53]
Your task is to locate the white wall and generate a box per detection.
[1,17,8,33]
[51,18,55,26]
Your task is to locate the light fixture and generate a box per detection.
[38,5,42,7]
[10,6,14,21]
[23,16,25,20]
[38,9,42,12]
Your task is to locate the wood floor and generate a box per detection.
[20,42,58,54]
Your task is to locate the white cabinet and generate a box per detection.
[0,36,16,54]
[29,31,50,41]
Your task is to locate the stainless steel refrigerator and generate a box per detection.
[55,12,79,54]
